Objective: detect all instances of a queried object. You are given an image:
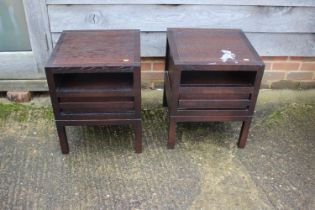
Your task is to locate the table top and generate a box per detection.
[46,30,140,68]
[167,28,264,67]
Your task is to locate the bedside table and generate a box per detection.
[163,28,264,149]
[45,30,142,154]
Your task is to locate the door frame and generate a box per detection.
[0,0,52,81]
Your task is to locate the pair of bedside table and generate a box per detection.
[45,29,264,154]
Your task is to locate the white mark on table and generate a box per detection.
[220,50,236,62]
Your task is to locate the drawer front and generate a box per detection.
[179,86,254,96]
[178,88,253,116]
[56,96,136,119]
[178,99,250,110]
[58,96,134,103]
[59,101,134,114]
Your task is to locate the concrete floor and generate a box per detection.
[0,90,314,210]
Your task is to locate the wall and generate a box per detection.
[47,1,315,57]
[1,0,315,90]
[140,56,315,89]
[46,0,315,89]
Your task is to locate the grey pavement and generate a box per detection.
[0,90,314,210]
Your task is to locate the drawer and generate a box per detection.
[178,88,252,113]
[59,101,134,114]
[178,99,250,110]
[178,91,252,110]
[179,86,254,96]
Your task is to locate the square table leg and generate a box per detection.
[133,120,142,153]
[56,124,69,154]
[167,118,177,149]
[238,119,252,148]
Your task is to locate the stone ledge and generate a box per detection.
[0,80,48,91]
[270,80,315,89]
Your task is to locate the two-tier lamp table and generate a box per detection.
[45,30,142,154]
[163,28,265,149]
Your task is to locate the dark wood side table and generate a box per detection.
[45,30,142,154]
[163,28,265,149]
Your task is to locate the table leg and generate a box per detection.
[167,118,177,149]
[56,124,69,154]
[133,120,142,153]
[162,86,168,107]
[238,119,252,148]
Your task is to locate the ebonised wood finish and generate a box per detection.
[46,30,142,154]
[163,28,265,149]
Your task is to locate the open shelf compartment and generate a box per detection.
[180,71,256,87]
[55,72,133,96]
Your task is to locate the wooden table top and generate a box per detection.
[167,28,264,67]
[47,30,140,68]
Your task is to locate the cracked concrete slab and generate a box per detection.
[0,89,314,210]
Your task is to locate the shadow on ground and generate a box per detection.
[0,90,314,210]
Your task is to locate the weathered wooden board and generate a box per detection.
[246,33,315,56]
[22,0,53,72]
[48,5,315,33]
[0,80,48,91]
[46,0,315,7]
[51,32,315,56]
[0,52,45,79]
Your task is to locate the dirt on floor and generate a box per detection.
[0,89,314,210]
